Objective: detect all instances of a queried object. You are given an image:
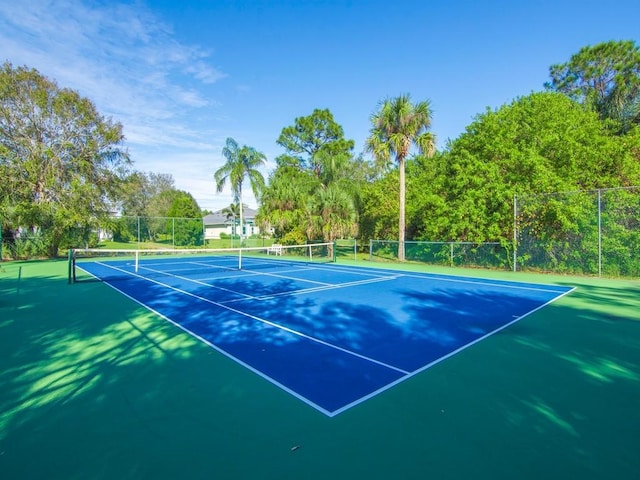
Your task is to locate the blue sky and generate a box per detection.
[1,0,639,211]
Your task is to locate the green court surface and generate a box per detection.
[1,259,639,479]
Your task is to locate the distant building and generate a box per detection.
[203,206,261,239]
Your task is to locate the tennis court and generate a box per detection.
[72,246,573,416]
[1,257,639,479]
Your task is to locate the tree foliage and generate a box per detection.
[0,62,129,256]
[546,40,640,133]
[110,172,206,245]
[409,92,640,245]
[166,190,203,246]
[260,109,360,246]
[277,108,355,177]
[357,172,400,242]
[118,171,175,217]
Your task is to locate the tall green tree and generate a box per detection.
[119,172,175,217]
[112,171,179,243]
[357,172,399,242]
[260,109,360,247]
[166,190,202,246]
[214,137,266,238]
[258,164,310,243]
[545,40,640,132]
[308,184,357,244]
[365,94,435,261]
[0,62,129,256]
[277,108,355,178]
[419,92,640,243]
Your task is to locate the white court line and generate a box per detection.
[140,262,339,301]
[91,261,410,376]
[139,265,257,300]
[238,267,332,286]
[398,273,567,294]
[77,264,338,417]
[146,258,334,287]
[223,275,400,303]
[137,258,398,304]
[327,286,577,416]
[80,261,575,417]
[306,263,568,294]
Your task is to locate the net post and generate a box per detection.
[333,241,337,263]
[135,251,139,273]
[238,247,243,270]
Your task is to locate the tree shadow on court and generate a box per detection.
[0,262,314,479]
[2,261,639,480]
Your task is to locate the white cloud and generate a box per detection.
[131,149,263,212]
[0,0,226,137]
[187,62,228,84]
[0,0,237,210]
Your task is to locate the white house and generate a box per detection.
[203,207,261,239]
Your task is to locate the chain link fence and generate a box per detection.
[367,187,638,278]
[1,216,247,260]
[106,216,206,248]
[515,186,640,277]
[3,187,638,276]
[369,240,511,269]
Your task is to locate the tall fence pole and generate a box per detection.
[598,189,602,277]
[513,194,517,272]
[450,242,454,267]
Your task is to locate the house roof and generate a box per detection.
[203,207,257,225]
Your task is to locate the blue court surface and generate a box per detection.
[77,255,574,416]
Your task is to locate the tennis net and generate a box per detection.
[68,242,335,283]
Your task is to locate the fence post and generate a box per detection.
[598,189,602,277]
[513,194,517,273]
[450,242,454,267]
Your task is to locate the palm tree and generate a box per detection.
[214,137,266,239]
[365,94,435,262]
[221,202,241,236]
[307,184,357,257]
